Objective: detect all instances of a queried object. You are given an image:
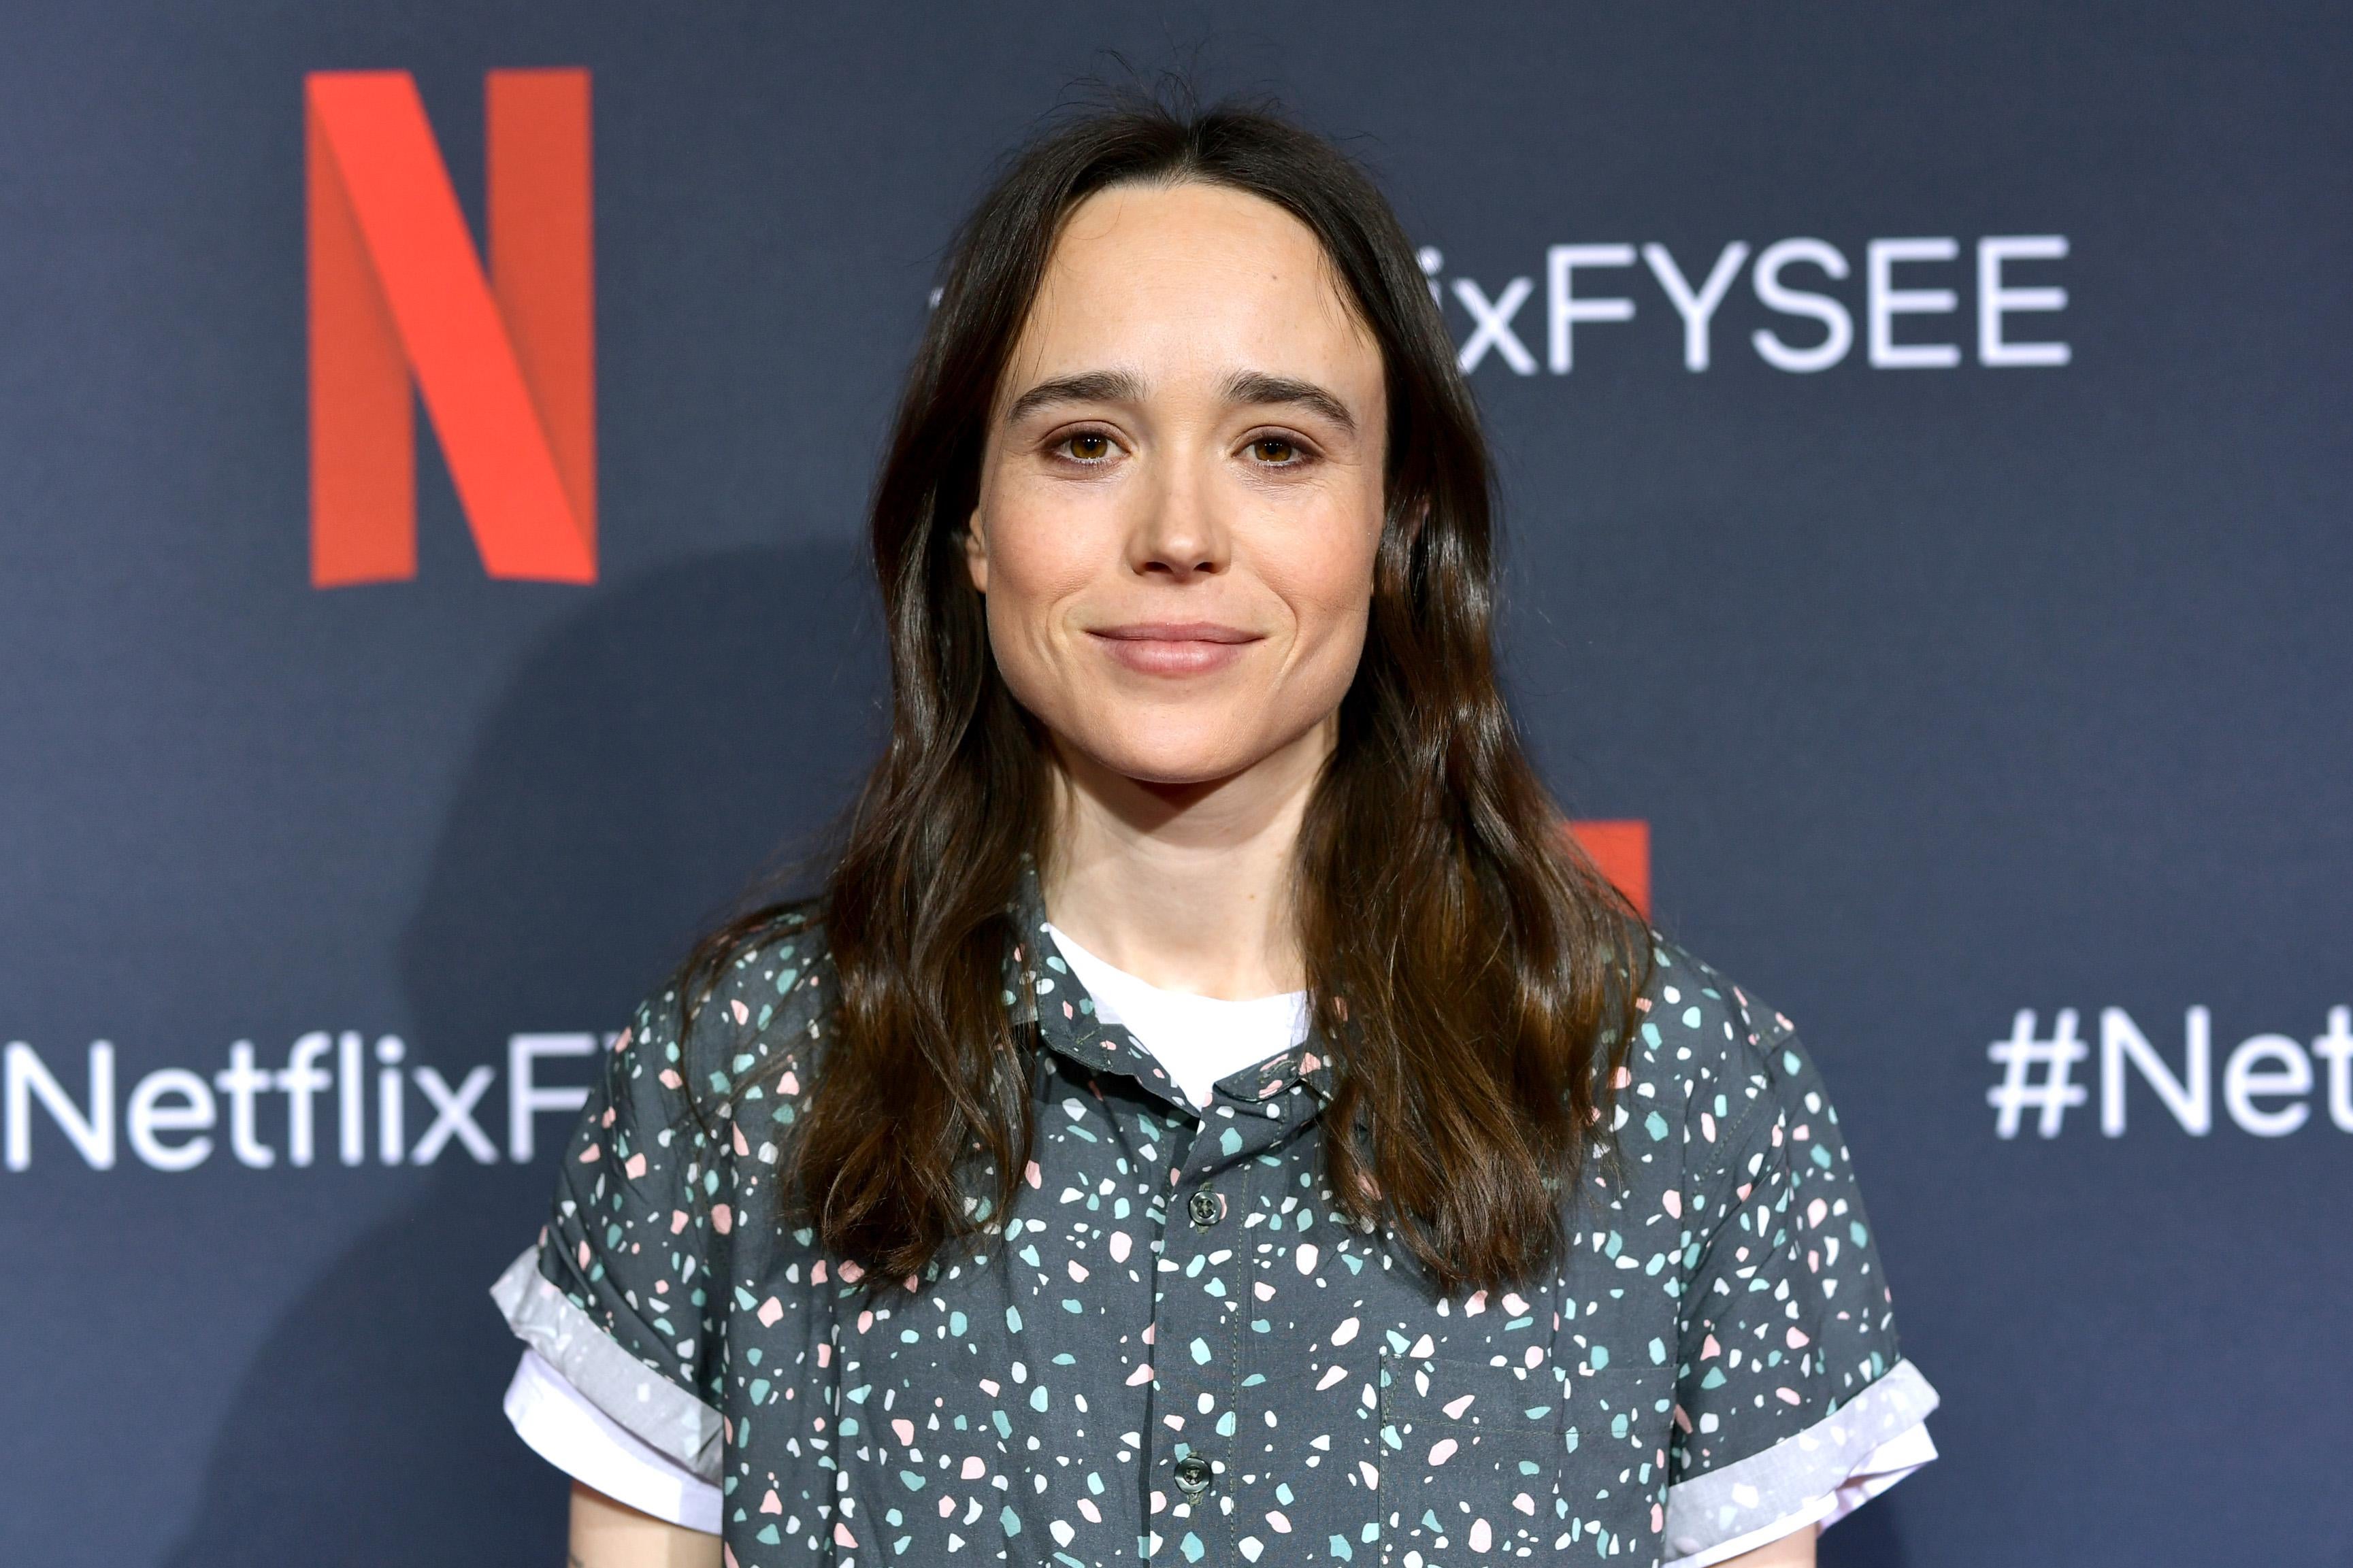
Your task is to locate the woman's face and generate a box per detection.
[967,180,1388,790]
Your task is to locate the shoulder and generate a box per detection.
[1619,937,1869,1210]
[1622,936,1811,1118]
[621,899,840,1120]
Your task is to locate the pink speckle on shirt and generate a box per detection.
[712,1205,732,1235]
[757,1296,784,1327]
[624,1152,646,1180]
[577,1145,599,1163]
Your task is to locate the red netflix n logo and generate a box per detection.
[307,69,595,586]
[1567,819,1650,920]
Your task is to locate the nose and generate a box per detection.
[1125,445,1230,582]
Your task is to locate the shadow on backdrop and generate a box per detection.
[163,540,883,1566]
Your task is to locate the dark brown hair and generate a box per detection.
[689,94,1648,1295]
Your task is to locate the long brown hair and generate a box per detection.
[688,95,1648,1295]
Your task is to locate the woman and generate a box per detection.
[493,97,1939,1568]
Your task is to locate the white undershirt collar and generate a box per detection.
[1041,922,1309,1111]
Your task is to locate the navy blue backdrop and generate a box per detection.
[3,3,2348,1564]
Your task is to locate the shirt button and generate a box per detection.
[1174,1453,1212,1499]
[1187,1188,1221,1228]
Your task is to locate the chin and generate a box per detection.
[1073,722,1270,789]
[1095,746,1259,789]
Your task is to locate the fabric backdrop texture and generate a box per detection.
[1,3,2346,1565]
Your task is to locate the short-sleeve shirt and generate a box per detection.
[493,870,1937,1567]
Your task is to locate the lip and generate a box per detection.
[1085,621,1264,676]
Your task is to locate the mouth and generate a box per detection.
[1085,622,1264,676]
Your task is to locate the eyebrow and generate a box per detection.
[1000,367,1359,436]
[1003,370,1144,424]
[1217,369,1358,436]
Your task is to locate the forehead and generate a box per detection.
[1004,179,1379,388]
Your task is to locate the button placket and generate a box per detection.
[1145,1105,1263,1552]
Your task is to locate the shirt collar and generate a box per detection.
[1006,859,1337,1110]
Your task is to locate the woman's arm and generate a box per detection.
[567,1482,721,1568]
[1717,1522,1818,1567]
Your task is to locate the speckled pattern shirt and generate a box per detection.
[493,872,1937,1567]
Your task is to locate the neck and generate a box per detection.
[1039,720,1332,999]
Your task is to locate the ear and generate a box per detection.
[962,505,989,593]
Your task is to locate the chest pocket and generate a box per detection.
[1375,1348,1570,1563]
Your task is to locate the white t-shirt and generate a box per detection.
[1039,921,1309,1108]
[503,939,1935,1559]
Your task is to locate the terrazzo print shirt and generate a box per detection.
[494,878,1937,1567]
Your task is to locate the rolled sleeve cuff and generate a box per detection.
[1663,1357,1940,1564]
[489,1245,724,1482]
[504,1348,725,1533]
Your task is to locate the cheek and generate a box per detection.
[1268,507,1382,652]
[974,459,1124,602]
[972,494,1101,684]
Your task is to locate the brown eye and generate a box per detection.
[1064,433,1111,461]
[1251,437,1299,464]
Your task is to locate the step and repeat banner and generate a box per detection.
[3,3,2346,1564]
